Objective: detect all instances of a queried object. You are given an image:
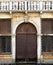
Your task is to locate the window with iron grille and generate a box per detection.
[0,19,11,54]
[41,19,53,54]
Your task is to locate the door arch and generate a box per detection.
[16,23,37,61]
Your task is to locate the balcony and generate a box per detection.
[0,1,53,12]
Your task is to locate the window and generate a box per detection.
[0,19,11,34]
[0,19,11,54]
[41,19,53,34]
[42,36,53,52]
[0,36,11,53]
[41,19,53,55]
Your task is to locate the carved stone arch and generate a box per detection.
[14,20,38,34]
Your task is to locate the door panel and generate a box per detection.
[16,34,26,58]
[26,34,37,58]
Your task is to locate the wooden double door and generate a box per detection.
[16,23,37,61]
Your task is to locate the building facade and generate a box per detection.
[0,0,53,64]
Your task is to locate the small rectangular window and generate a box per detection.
[42,36,53,52]
[0,19,11,34]
[0,36,11,54]
[41,19,53,34]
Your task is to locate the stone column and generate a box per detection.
[37,34,41,63]
[11,35,16,60]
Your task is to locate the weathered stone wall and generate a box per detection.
[0,12,53,63]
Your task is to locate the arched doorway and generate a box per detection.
[16,23,37,62]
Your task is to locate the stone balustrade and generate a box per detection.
[0,1,53,12]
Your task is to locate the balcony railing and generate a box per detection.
[0,1,53,12]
